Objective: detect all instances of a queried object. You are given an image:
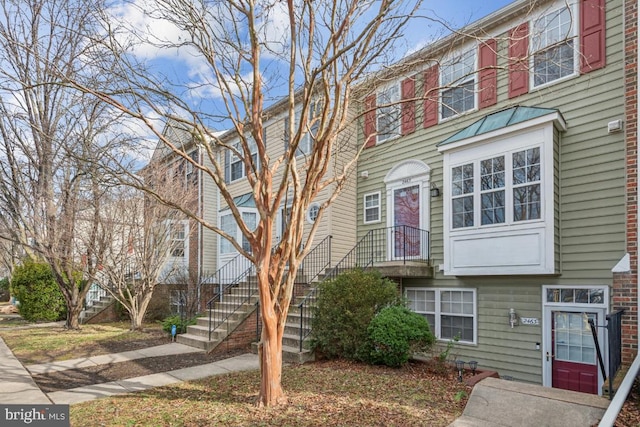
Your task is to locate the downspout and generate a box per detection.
[198,147,203,306]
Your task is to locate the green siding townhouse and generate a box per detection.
[355,0,629,395]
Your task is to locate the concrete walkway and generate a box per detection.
[0,337,259,405]
[449,377,610,427]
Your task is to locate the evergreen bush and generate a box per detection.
[365,305,435,367]
[161,314,196,335]
[10,259,66,322]
[311,269,400,360]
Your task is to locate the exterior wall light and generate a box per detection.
[509,308,518,328]
[430,182,440,198]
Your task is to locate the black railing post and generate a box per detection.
[588,317,607,379]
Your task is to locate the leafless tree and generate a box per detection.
[0,0,135,329]
[94,163,197,330]
[63,0,425,406]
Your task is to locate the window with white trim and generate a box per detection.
[227,138,258,182]
[376,84,400,143]
[406,288,477,344]
[284,113,317,157]
[307,202,320,224]
[170,290,186,314]
[451,146,541,229]
[220,211,257,254]
[532,6,576,87]
[241,212,257,252]
[363,192,381,224]
[220,214,236,254]
[169,222,186,257]
[441,49,476,119]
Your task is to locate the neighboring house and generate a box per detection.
[216,100,357,280]
[148,120,220,314]
[355,0,627,395]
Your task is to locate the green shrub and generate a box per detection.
[11,259,66,322]
[311,269,401,361]
[364,305,435,367]
[161,314,196,335]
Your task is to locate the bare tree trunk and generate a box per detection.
[257,302,286,407]
[66,301,83,329]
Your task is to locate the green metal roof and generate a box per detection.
[220,192,255,211]
[438,106,562,146]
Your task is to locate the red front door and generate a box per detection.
[551,311,599,394]
[393,185,420,258]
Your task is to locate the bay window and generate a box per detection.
[451,146,542,229]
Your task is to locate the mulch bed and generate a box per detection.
[32,347,249,393]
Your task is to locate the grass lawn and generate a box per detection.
[70,359,470,427]
[0,322,166,364]
[1,322,469,426]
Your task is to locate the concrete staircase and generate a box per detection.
[80,294,116,324]
[280,292,316,364]
[177,282,258,352]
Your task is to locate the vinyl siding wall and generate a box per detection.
[219,114,357,268]
[200,152,219,276]
[357,0,624,384]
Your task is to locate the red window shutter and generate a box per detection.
[364,94,376,148]
[423,65,439,129]
[479,39,498,109]
[508,23,529,99]
[401,77,416,135]
[580,0,606,73]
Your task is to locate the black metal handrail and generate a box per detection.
[206,252,256,341]
[296,226,430,351]
[292,235,332,299]
[606,310,624,399]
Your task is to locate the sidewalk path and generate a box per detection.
[0,338,259,405]
[0,337,51,404]
[46,353,259,405]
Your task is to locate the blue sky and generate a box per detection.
[110,0,517,145]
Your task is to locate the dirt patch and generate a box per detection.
[32,346,249,393]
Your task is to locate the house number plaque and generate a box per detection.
[520,317,540,325]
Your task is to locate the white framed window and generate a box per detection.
[376,84,401,143]
[406,288,477,344]
[363,192,381,224]
[185,150,198,183]
[220,210,257,254]
[284,111,318,157]
[307,202,320,224]
[441,49,476,120]
[451,147,541,229]
[227,138,258,183]
[170,290,186,314]
[531,5,577,88]
[169,222,186,257]
[220,214,236,254]
[241,211,257,252]
[451,163,474,228]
